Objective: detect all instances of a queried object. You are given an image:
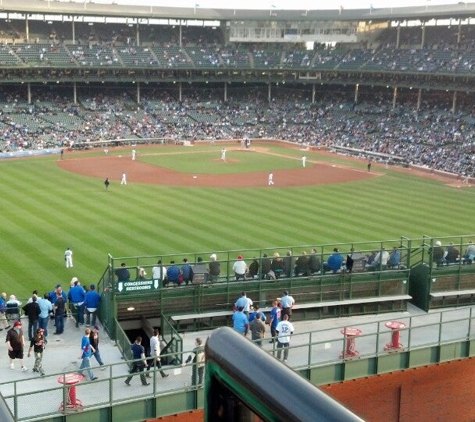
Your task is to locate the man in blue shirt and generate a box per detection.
[84,284,101,327]
[248,304,266,323]
[166,261,181,286]
[325,248,344,273]
[181,259,194,286]
[232,307,249,336]
[37,294,53,342]
[68,280,86,327]
[268,300,281,343]
[125,336,149,386]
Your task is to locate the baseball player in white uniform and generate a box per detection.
[64,248,73,268]
[268,172,274,186]
[121,172,127,185]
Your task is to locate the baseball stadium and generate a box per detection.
[1,0,475,421]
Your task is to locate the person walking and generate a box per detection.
[131,149,136,160]
[28,328,46,376]
[125,336,149,386]
[276,314,295,362]
[182,338,205,386]
[78,328,97,381]
[89,325,106,370]
[104,177,110,190]
[6,321,28,371]
[64,247,73,268]
[120,172,127,185]
[268,172,274,186]
[302,155,307,167]
[146,328,169,379]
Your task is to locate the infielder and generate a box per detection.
[121,172,127,185]
[268,172,274,186]
[221,148,226,162]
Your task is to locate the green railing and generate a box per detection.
[2,306,475,420]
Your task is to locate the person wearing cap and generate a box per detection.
[89,325,105,370]
[84,284,101,327]
[28,328,46,376]
[208,254,220,283]
[280,290,295,321]
[68,280,86,328]
[6,321,28,371]
[232,255,248,281]
[64,247,73,268]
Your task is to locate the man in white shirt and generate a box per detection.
[275,314,294,362]
[373,247,390,270]
[232,255,248,281]
[280,290,295,320]
[152,260,167,288]
[146,328,169,378]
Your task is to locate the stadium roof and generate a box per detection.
[1,0,475,22]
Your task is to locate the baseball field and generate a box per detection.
[1,140,473,299]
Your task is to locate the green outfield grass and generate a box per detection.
[1,142,474,299]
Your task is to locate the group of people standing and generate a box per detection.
[232,290,296,362]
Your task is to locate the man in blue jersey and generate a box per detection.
[78,328,97,381]
[268,300,281,343]
[125,336,149,386]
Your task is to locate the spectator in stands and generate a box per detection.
[232,307,249,336]
[152,260,167,286]
[280,290,295,321]
[249,313,266,347]
[248,258,259,279]
[345,248,355,273]
[137,268,147,280]
[5,295,21,323]
[388,247,401,269]
[271,253,284,279]
[364,251,378,270]
[234,292,253,318]
[0,292,9,331]
[324,248,344,273]
[84,284,101,327]
[309,248,322,275]
[208,254,220,283]
[182,337,205,386]
[249,304,266,324]
[431,241,445,267]
[443,242,460,265]
[463,241,475,263]
[181,259,194,285]
[260,253,274,280]
[37,293,52,341]
[232,255,248,281]
[368,247,390,271]
[275,314,295,362]
[22,294,40,341]
[282,251,293,278]
[53,291,66,335]
[166,261,181,286]
[115,262,130,282]
[68,280,86,327]
[268,300,281,344]
[294,251,310,277]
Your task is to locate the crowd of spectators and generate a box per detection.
[0,84,474,176]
